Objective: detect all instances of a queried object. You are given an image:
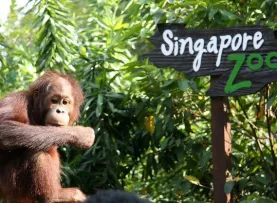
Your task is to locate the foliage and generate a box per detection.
[2,0,277,202]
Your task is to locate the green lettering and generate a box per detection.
[224,54,251,94]
[266,52,277,69]
[247,53,263,70]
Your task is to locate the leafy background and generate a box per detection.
[1,0,277,202]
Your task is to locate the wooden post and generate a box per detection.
[211,76,232,203]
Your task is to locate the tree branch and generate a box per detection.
[265,85,277,196]
[236,97,275,183]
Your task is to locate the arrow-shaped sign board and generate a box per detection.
[147,24,277,96]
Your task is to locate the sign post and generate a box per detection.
[211,76,231,202]
[147,24,277,202]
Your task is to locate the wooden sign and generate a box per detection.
[147,24,277,96]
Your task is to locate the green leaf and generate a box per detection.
[96,94,103,117]
[177,79,189,91]
[267,92,277,109]
[41,14,50,26]
[162,79,175,88]
[7,71,17,84]
[113,15,125,30]
[108,101,115,112]
[209,8,218,21]
[180,1,201,6]
[105,92,124,99]
[184,175,200,185]
[200,151,211,168]
[240,198,277,203]
[83,98,94,111]
[160,137,169,150]
[255,198,277,203]
[219,10,236,20]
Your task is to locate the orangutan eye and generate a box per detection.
[51,98,58,104]
[62,100,69,105]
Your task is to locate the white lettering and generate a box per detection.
[161,29,174,56]
[179,38,194,54]
[231,34,242,51]
[243,33,253,51]
[193,39,207,72]
[207,36,218,54]
[253,31,264,49]
[159,29,266,71]
[217,35,232,67]
[174,37,179,56]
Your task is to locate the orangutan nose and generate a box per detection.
[56,109,65,114]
